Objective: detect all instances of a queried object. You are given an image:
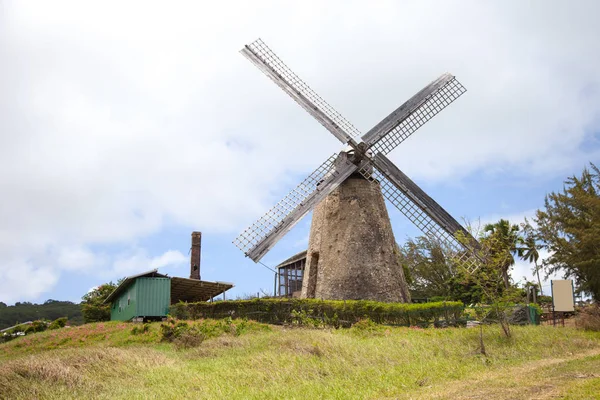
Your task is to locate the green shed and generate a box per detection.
[105,269,233,321]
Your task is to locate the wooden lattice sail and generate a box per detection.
[233,39,482,302]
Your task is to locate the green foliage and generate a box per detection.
[170,298,465,328]
[24,320,48,334]
[130,323,150,335]
[81,282,119,323]
[398,225,523,305]
[535,163,600,300]
[158,317,269,349]
[0,317,66,342]
[160,318,205,349]
[538,295,553,305]
[349,317,386,335]
[48,317,68,330]
[0,300,82,330]
[398,236,457,299]
[483,219,521,289]
[518,221,545,295]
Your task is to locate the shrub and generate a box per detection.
[350,318,384,334]
[130,323,150,335]
[159,319,205,349]
[48,317,67,330]
[171,299,465,328]
[23,320,48,334]
[172,327,205,350]
[575,304,600,331]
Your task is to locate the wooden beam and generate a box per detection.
[361,74,454,146]
[241,46,354,145]
[247,158,364,262]
[372,153,480,251]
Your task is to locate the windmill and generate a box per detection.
[233,39,481,302]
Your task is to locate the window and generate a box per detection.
[278,258,306,297]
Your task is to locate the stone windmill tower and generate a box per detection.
[234,39,481,302]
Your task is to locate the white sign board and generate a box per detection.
[551,280,575,312]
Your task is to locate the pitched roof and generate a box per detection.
[275,250,307,269]
[104,269,168,304]
[103,269,234,304]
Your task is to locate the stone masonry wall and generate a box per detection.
[301,175,411,302]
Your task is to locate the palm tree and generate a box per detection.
[483,219,520,289]
[518,230,543,296]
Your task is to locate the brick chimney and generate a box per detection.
[190,231,201,280]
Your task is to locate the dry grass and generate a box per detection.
[0,347,172,399]
[575,304,600,331]
[1,321,600,399]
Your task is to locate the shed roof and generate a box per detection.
[103,269,234,304]
[275,250,307,269]
[170,277,234,303]
[104,269,167,304]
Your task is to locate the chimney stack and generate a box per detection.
[190,231,201,280]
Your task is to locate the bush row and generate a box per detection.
[0,317,67,342]
[170,299,465,328]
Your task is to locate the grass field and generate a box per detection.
[1,320,599,399]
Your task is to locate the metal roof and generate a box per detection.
[171,277,234,303]
[1,321,33,333]
[275,250,307,269]
[103,269,234,305]
[104,269,168,304]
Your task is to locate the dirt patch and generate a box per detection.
[424,348,600,400]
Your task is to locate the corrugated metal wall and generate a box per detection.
[110,281,138,321]
[136,278,171,317]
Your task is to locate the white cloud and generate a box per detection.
[1,1,599,302]
[0,261,58,304]
[110,249,187,278]
[479,209,538,228]
[149,250,188,270]
[57,246,105,272]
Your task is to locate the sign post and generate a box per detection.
[551,280,575,327]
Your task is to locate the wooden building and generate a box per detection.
[104,232,234,321]
[276,250,306,297]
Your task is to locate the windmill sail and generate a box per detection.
[362,74,466,156]
[233,153,361,262]
[359,155,481,272]
[235,37,481,272]
[241,39,360,144]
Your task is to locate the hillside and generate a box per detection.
[0,300,83,330]
[1,321,599,399]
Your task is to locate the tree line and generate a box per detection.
[400,163,600,303]
[0,300,83,330]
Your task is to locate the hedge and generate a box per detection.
[170,299,465,328]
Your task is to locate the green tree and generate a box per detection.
[0,300,83,330]
[81,282,119,323]
[518,221,543,296]
[399,236,456,299]
[483,219,521,289]
[535,163,600,300]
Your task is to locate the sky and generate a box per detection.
[1,1,599,304]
